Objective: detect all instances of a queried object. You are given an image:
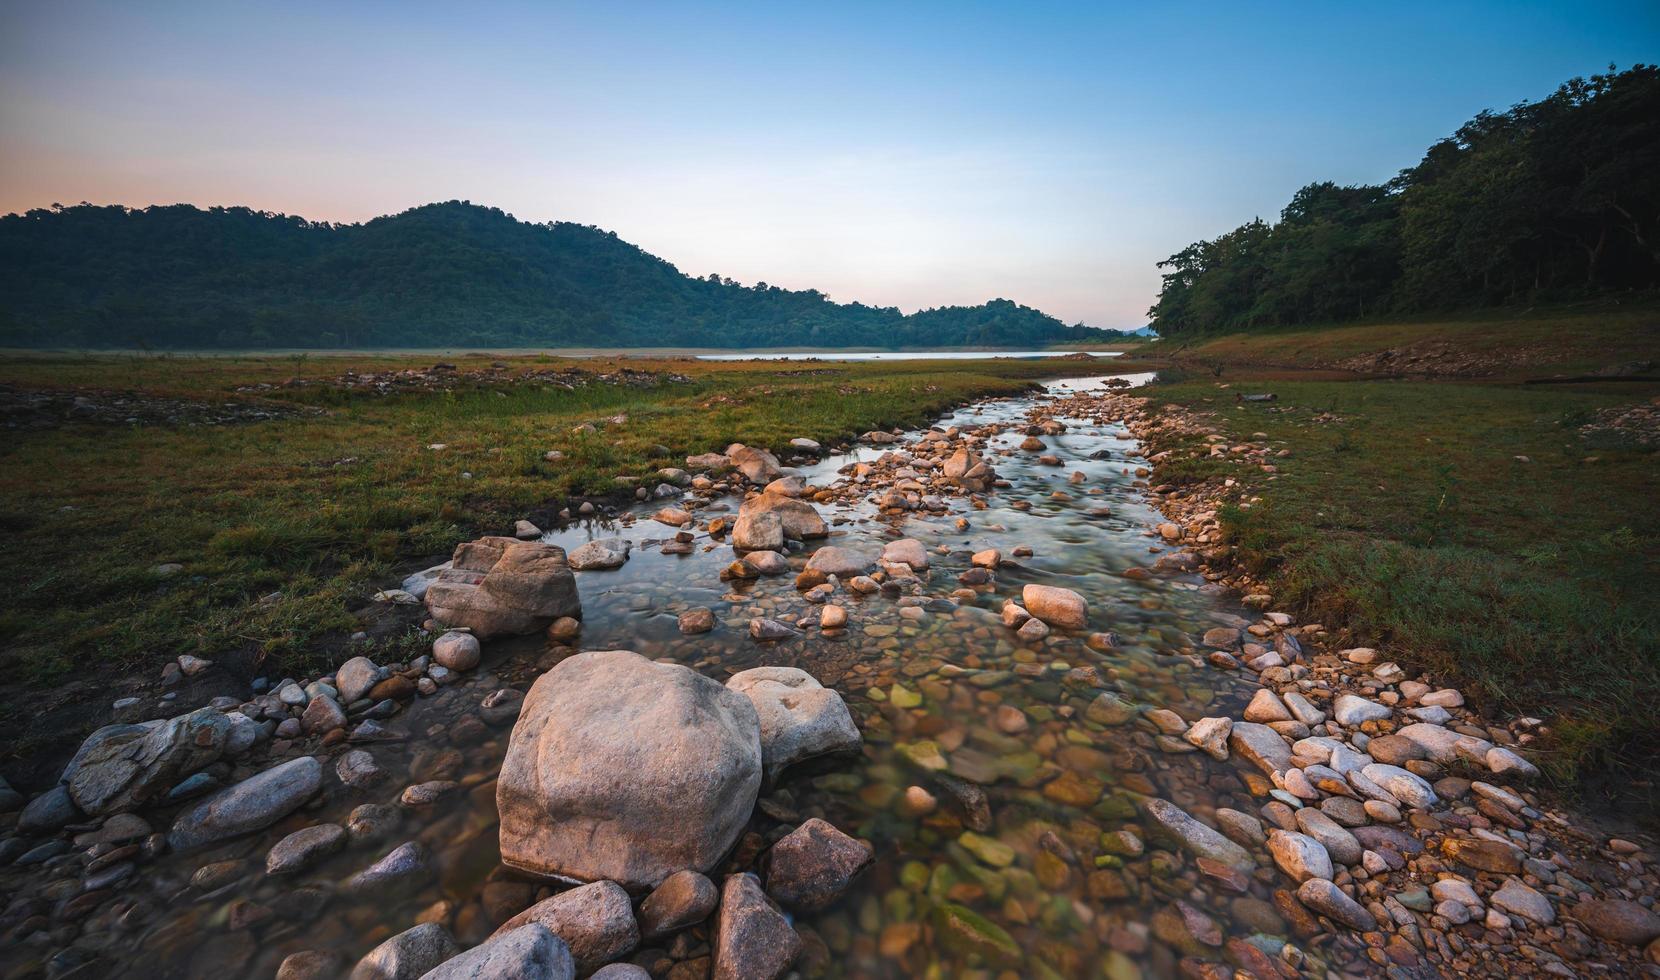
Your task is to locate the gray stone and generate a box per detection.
[267,823,347,875]
[1294,807,1362,866]
[1297,878,1377,931]
[725,666,860,783]
[337,749,387,789]
[1360,763,1438,809]
[1268,830,1333,882]
[343,840,433,896]
[18,784,79,834]
[419,924,574,980]
[432,632,481,671]
[336,657,380,704]
[497,651,761,890]
[568,539,631,571]
[1491,877,1555,925]
[1228,721,1293,775]
[1327,694,1387,726]
[351,922,460,980]
[67,708,231,815]
[494,881,639,974]
[1142,798,1255,871]
[169,756,322,851]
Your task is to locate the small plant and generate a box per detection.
[1408,463,1460,547]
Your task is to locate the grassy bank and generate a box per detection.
[1156,301,1660,378]
[1143,373,1660,800]
[0,352,1124,693]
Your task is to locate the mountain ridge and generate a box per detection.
[0,200,1112,350]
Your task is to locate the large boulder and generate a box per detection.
[497,651,762,889]
[725,667,860,784]
[425,538,580,639]
[941,448,997,492]
[67,708,231,815]
[170,756,323,852]
[725,444,782,484]
[734,492,827,543]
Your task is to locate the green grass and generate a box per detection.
[0,352,1131,696]
[1155,300,1660,377]
[1142,377,1660,794]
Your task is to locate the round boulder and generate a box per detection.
[496,651,762,890]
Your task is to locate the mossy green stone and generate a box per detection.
[933,903,1021,965]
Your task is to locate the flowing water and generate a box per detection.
[94,372,1281,979]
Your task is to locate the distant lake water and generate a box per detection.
[694,349,1125,361]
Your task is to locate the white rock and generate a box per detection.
[1331,694,1390,726]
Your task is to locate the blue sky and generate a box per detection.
[2,1,1655,327]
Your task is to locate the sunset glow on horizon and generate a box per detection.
[2,0,1655,328]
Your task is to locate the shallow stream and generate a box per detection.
[108,373,1283,978]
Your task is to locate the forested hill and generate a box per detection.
[1148,64,1660,336]
[0,201,1110,350]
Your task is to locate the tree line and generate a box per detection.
[1148,65,1660,335]
[0,200,1112,350]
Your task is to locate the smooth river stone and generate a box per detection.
[1143,798,1255,872]
[169,757,322,852]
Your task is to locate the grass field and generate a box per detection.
[1142,372,1660,800]
[0,352,1125,691]
[1152,299,1660,377]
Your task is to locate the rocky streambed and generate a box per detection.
[2,373,1656,979]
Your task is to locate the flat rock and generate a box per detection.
[1228,722,1293,775]
[804,546,871,578]
[1143,798,1254,872]
[1491,877,1555,925]
[169,756,322,852]
[497,651,761,889]
[1331,694,1390,726]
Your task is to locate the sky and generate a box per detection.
[1,2,1656,328]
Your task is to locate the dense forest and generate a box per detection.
[0,201,1110,350]
[1148,65,1660,335]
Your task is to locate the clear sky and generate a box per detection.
[1,1,1656,328]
